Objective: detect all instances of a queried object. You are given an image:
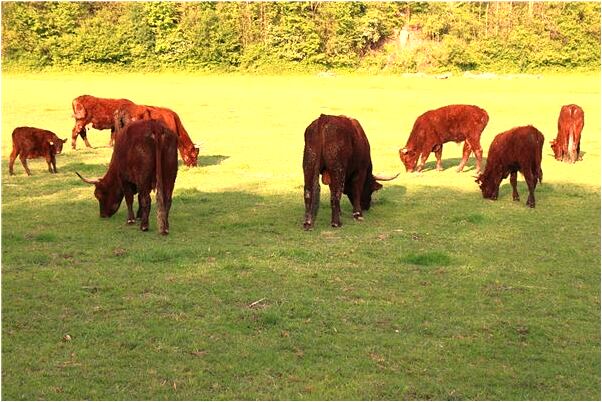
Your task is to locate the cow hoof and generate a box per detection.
[331,222,342,228]
[353,213,364,221]
[141,226,149,232]
[127,219,135,225]
[160,230,169,236]
[513,197,520,202]
[303,222,313,231]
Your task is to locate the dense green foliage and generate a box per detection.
[2,1,600,72]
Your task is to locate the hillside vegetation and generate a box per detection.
[2,1,600,73]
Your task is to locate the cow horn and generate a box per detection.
[75,171,99,185]
[373,172,400,181]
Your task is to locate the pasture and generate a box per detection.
[2,72,600,400]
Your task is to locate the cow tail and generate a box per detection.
[155,127,167,233]
[536,134,544,184]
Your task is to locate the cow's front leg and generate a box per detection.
[457,141,472,172]
[416,152,429,172]
[72,122,86,149]
[19,156,31,176]
[434,144,443,171]
[124,186,136,224]
[8,150,18,175]
[138,192,152,231]
[351,172,367,221]
[109,127,115,147]
[510,171,520,201]
[46,154,57,173]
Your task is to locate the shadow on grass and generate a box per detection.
[198,154,229,167]
[421,157,488,173]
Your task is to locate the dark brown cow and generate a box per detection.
[399,104,489,173]
[302,114,398,230]
[71,95,135,149]
[9,127,67,176]
[551,104,584,163]
[76,120,178,235]
[476,125,544,208]
[114,104,199,167]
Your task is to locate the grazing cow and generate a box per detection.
[9,127,67,176]
[475,125,544,208]
[71,95,135,149]
[76,120,178,235]
[399,104,489,173]
[114,104,200,167]
[551,104,584,163]
[302,114,399,230]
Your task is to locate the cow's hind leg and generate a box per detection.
[457,141,472,172]
[139,191,152,231]
[329,170,345,228]
[510,171,520,201]
[466,138,483,174]
[19,155,31,176]
[523,170,537,208]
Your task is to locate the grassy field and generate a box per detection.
[2,72,600,400]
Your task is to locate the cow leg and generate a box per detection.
[434,144,443,171]
[416,152,429,172]
[109,127,115,147]
[303,149,321,230]
[138,191,152,231]
[329,171,345,228]
[72,121,86,149]
[124,185,136,225]
[466,139,483,174]
[136,194,143,220]
[351,171,367,220]
[9,148,18,175]
[456,141,472,172]
[510,171,520,201]
[523,171,537,208]
[19,155,31,176]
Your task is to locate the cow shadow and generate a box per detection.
[422,157,488,173]
[197,155,229,167]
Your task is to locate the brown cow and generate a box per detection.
[71,95,135,149]
[76,120,178,235]
[9,127,67,176]
[302,114,399,230]
[551,104,584,163]
[399,104,489,173]
[114,104,199,167]
[476,125,544,208]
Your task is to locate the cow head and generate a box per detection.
[399,147,418,172]
[359,173,400,210]
[182,145,200,167]
[76,172,123,218]
[475,173,500,200]
[50,138,67,154]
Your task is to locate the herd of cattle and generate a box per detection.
[7,96,585,234]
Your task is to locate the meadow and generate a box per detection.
[1,72,600,400]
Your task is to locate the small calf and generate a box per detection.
[9,127,67,176]
[476,125,544,208]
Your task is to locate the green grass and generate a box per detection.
[2,72,600,400]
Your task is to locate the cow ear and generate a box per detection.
[400,148,408,155]
[62,138,67,143]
